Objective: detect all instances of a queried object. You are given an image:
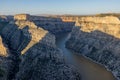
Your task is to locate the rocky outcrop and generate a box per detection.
[0,37,7,57]
[66,16,120,80]
[59,16,78,22]
[15,20,54,54]
[14,14,75,35]
[14,14,62,21]
[14,14,31,21]
[0,20,81,80]
[75,22,120,39]
[76,16,120,25]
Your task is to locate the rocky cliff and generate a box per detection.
[14,14,31,20]
[66,16,120,80]
[59,16,78,22]
[0,20,81,80]
[0,36,8,80]
[14,14,75,35]
[34,21,75,34]
[76,16,120,25]
[16,36,81,80]
[14,14,62,21]
[0,37,7,57]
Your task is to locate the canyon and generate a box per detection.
[0,14,81,80]
[66,16,120,80]
[0,14,120,80]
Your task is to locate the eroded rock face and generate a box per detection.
[14,14,62,21]
[0,36,8,80]
[0,37,20,80]
[66,16,120,80]
[0,20,81,80]
[0,22,23,80]
[14,14,75,35]
[16,39,81,80]
[14,14,31,21]
[0,37,7,57]
[76,22,120,39]
[14,20,81,80]
[76,16,120,24]
[15,20,50,54]
[34,21,75,34]
[59,16,78,22]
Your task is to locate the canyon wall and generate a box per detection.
[14,14,75,35]
[14,14,62,21]
[76,16,120,25]
[66,16,120,80]
[14,14,30,21]
[0,20,81,80]
[34,21,74,34]
[59,16,78,22]
[0,36,8,80]
[0,37,7,57]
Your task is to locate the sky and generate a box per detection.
[0,0,120,15]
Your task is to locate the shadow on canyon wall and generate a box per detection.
[67,29,120,56]
[66,26,120,79]
[0,22,81,80]
[33,20,75,34]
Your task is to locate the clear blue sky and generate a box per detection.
[0,0,120,15]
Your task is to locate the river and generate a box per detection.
[56,33,116,80]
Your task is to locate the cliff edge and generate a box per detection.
[66,16,120,80]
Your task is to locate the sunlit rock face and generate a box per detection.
[14,14,31,21]
[0,37,7,57]
[66,16,120,80]
[59,16,78,22]
[14,14,75,35]
[15,20,51,54]
[76,16,120,24]
[14,14,62,21]
[75,16,120,39]
[1,20,54,54]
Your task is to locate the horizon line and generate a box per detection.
[0,12,120,16]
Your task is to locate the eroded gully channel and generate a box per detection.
[56,33,116,80]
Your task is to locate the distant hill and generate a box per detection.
[95,13,120,17]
